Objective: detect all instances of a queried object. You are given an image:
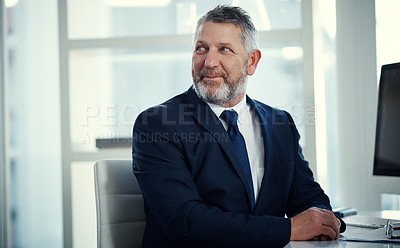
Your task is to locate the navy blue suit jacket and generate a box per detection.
[133,87,337,247]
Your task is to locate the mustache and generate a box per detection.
[199,69,227,79]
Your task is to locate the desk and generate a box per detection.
[285,210,400,248]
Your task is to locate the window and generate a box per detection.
[60,1,310,246]
[67,0,301,39]
[2,0,316,246]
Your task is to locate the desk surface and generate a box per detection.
[285,210,400,248]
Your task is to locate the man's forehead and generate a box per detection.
[198,21,240,32]
[195,21,242,43]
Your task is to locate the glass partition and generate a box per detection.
[69,41,304,151]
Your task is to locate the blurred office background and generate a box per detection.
[0,0,399,247]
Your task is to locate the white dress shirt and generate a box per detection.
[207,96,265,201]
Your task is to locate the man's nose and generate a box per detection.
[204,50,220,69]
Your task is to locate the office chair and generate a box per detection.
[94,159,145,248]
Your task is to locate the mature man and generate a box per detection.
[132,5,345,247]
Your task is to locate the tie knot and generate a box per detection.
[220,110,239,127]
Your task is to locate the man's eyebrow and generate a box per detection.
[195,40,206,45]
[218,42,234,47]
[195,41,234,47]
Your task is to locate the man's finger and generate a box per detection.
[320,225,338,240]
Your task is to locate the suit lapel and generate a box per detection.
[187,87,256,207]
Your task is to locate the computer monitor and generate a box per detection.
[373,62,400,177]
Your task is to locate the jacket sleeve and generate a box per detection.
[283,111,331,215]
[132,107,291,248]
[284,111,346,233]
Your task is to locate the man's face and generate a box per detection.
[192,22,250,107]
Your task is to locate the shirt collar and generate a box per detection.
[207,96,248,120]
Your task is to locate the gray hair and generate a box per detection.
[193,5,258,55]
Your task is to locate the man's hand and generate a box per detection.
[290,207,340,241]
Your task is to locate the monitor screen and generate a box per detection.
[373,62,400,177]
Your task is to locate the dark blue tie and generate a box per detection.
[220,110,255,209]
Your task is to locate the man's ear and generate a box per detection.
[247,49,261,76]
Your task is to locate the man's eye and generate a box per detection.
[195,46,206,52]
[220,47,232,52]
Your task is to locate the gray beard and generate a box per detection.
[193,68,248,106]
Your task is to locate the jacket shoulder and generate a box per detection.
[251,98,293,124]
[133,89,198,131]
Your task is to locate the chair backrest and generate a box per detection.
[94,159,145,248]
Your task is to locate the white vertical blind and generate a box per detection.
[1,0,10,246]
